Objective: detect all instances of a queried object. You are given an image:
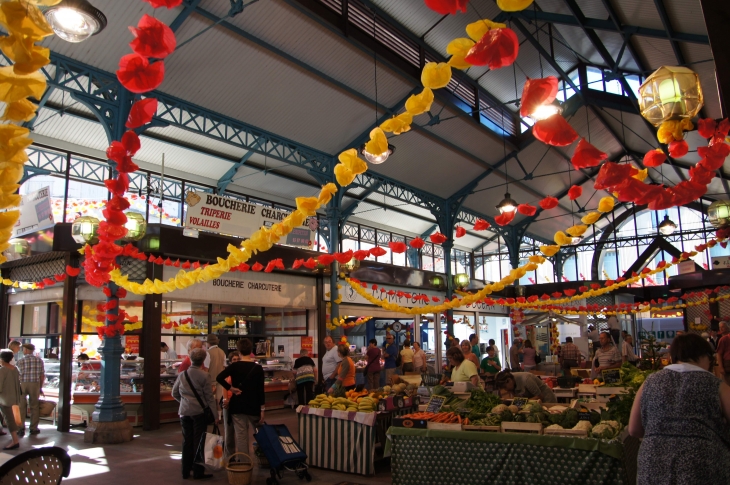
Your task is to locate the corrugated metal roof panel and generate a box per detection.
[199,0,414,109]
[135,135,236,180]
[663,0,708,35]
[31,109,108,151]
[631,36,677,71]
[369,0,444,38]
[160,13,380,155]
[596,108,657,155]
[612,0,664,31]
[347,201,437,235]
[144,125,247,160]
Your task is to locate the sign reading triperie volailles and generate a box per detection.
[184,191,317,247]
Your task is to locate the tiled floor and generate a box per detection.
[0,409,392,484]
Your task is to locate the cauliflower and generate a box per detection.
[591,423,618,440]
[546,424,563,429]
[491,404,508,414]
[603,420,622,431]
[573,420,593,431]
[508,405,519,414]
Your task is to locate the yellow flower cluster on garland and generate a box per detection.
[551,293,730,317]
[326,316,372,331]
[0,0,54,264]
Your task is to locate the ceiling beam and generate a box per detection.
[169,0,204,32]
[341,181,382,223]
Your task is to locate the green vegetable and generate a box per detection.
[465,388,502,414]
[499,409,514,422]
[560,408,579,429]
[589,410,601,426]
[590,421,621,440]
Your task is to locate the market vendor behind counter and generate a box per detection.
[495,370,556,402]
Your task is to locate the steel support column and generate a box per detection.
[57,253,77,433]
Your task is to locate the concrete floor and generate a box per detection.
[0,409,392,485]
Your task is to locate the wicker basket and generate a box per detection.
[226,453,253,485]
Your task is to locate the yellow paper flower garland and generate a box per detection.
[0,0,54,264]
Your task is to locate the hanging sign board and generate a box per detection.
[13,186,54,237]
[184,191,316,248]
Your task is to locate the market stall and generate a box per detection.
[388,427,632,485]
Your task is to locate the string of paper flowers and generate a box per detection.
[326,316,372,331]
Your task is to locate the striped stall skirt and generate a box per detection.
[297,413,377,476]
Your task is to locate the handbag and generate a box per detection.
[184,370,215,425]
[535,353,542,365]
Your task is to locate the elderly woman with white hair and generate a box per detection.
[178,338,210,373]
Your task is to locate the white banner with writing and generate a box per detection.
[326,282,507,314]
[184,191,316,247]
[14,186,54,237]
[162,267,316,308]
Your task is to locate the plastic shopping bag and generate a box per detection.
[196,425,225,471]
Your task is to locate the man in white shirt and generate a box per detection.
[321,336,341,391]
[622,335,638,365]
[161,342,178,361]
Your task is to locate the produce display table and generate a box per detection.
[297,403,416,476]
[388,427,630,485]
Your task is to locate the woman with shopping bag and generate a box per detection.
[172,347,218,480]
[0,348,22,449]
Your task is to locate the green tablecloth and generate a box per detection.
[388,427,629,485]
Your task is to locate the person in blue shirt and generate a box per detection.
[383,334,398,386]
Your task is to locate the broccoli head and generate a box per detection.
[561,408,580,429]
[499,409,514,422]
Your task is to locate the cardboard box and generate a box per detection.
[392,417,429,429]
[377,395,414,412]
[501,422,543,434]
[462,425,500,433]
[427,422,462,431]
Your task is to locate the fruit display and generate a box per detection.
[307,393,379,413]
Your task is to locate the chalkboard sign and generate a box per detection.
[425,395,446,414]
[578,408,592,421]
[602,369,622,385]
[511,397,529,409]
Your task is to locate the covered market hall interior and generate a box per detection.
[0,0,728,483]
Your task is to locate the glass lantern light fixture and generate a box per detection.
[43,0,107,43]
[638,66,703,126]
[122,211,147,242]
[5,238,31,261]
[453,273,470,289]
[359,143,395,165]
[71,216,99,244]
[342,257,361,274]
[496,193,518,214]
[658,214,677,236]
[708,200,730,228]
[430,274,445,290]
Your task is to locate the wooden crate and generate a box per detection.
[543,428,588,437]
[462,425,501,432]
[427,422,463,431]
[570,400,607,412]
[501,422,543,434]
[578,384,597,393]
[596,387,629,403]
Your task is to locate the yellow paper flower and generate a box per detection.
[0,192,20,210]
[380,112,413,135]
[364,127,388,157]
[421,62,451,89]
[318,183,337,205]
[446,38,474,69]
[554,231,571,246]
[632,168,648,182]
[657,120,684,144]
[0,210,20,229]
[0,165,24,187]
[295,196,319,216]
[1,98,36,122]
[581,212,601,225]
[566,224,588,237]
[466,19,506,42]
[405,88,434,116]
[529,255,545,264]
[0,34,50,75]
[598,196,615,213]
[0,1,54,39]
[496,0,534,12]
[0,66,46,104]
[338,148,367,175]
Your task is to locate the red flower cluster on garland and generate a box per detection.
[455,226,467,238]
[473,218,490,230]
[424,0,468,15]
[519,77,558,118]
[571,138,606,169]
[533,114,579,147]
[429,232,447,244]
[464,28,519,70]
[494,210,515,226]
[539,196,559,210]
[517,204,536,216]
[409,237,426,249]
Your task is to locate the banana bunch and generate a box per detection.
[357,396,376,413]
[307,394,333,409]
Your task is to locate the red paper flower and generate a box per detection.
[66,264,81,277]
[429,232,447,244]
[104,174,129,196]
[238,263,250,272]
[353,249,370,260]
[668,139,688,158]
[494,211,515,226]
[409,237,425,249]
[389,241,408,253]
[107,195,130,211]
[455,226,466,238]
[594,162,637,190]
[689,164,714,185]
[334,250,354,264]
[126,98,158,129]
[540,294,550,300]
[563,289,576,296]
[264,260,277,273]
[698,118,717,139]
[54,273,66,282]
[318,254,335,265]
[698,142,730,171]
[473,218,490,231]
[303,258,317,269]
[579,285,588,293]
[533,114,578,147]
[142,0,183,8]
[164,257,172,266]
[571,138,606,169]
[517,204,536,216]
[590,283,601,290]
[539,196,559,210]
[423,0,468,15]
[647,190,674,210]
[370,246,388,257]
[643,149,666,168]
[251,262,264,272]
[431,296,440,302]
[520,76,558,118]
[464,28,519,70]
[117,53,165,94]
[551,292,563,298]
[130,14,177,59]
[568,185,582,200]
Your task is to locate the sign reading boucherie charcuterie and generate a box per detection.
[184,191,316,247]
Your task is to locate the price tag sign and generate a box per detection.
[511,397,529,409]
[602,369,622,385]
[425,395,446,414]
[577,406,592,421]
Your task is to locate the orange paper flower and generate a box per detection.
[533,114,578,147]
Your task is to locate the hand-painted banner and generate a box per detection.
[184,191,316,247]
